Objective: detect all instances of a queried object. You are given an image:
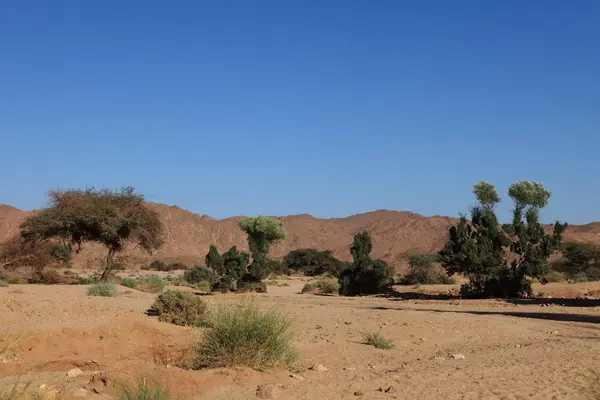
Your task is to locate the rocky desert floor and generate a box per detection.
[1,277,600,400]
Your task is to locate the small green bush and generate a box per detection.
[121,278,138,289]
[544,270,565,283]
[136,275,165,293]
[88,283,118,297]
[237,280,267,293]
[194,299,297,370]
[401,253,456,285]
[7,276,27,285]
[119,378,172,400]
[301,277,340,294]
[184,266,216,287]
[362,331,395,350]
[196,280,211,292]
[151,290,209,326]
[0,280,8,287]
[111,263,127,271]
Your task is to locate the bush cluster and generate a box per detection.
[88,283,118,297]
[151,290,209,326]
[401,253,455,285]
[301,277,340,294]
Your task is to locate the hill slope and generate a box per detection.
[2,203,600,271]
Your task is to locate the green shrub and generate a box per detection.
[196,280,211,292]
[184,266,216,287]
[401,253,456,285]
[88,283,118,297]
[301,277,339,294]
[121,278,138,289]
[0,280,8,287]
[544,270,565,283]
[136,275,165,293]
[151,290,209,326]
[119,378,172,400]
[283,248,345,276]
[237,280,267,293]
[362,331,395,350]
[111,263,126,271]
[194,299,297,370]
[141,265,151,271]
[7,276,27,285]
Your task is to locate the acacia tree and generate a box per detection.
[440,180,567,298]
[211,245,250,291]
[238,216,287,282]
[338,231,392,296]
[20,187,164,280]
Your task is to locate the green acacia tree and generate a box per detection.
[205,245,224,275]
[238,216,287,282]
[20,187,164,280]
[338,231,392,296]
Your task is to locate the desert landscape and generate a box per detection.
[2,193,600,400]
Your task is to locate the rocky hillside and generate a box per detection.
[2,203,600,272]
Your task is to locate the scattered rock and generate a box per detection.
[256,384,282,399]
[344,321,352,325]
[310,364,328,372]
[289,373,305,381]
[67,368,84,378]
[551,331,559,335]
[451,354,466,360]
[344,367,356,371]
[354,389,365,396]
[72,388,89,398]
[377,386,396,393]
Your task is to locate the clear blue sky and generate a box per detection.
[1,1,598,223]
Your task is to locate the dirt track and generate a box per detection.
[1,280,600,400]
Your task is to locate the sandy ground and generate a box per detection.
[1,278,600,400]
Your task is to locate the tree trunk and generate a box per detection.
[100,248,116,281]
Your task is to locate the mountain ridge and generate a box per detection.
[2,203,600,271]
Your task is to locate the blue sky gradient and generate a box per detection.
[1,1,599,223]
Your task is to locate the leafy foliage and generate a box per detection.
[184,266,217,287]
[283,248,345,276]
[119,378,173,400]
[301,277,340,294]
[20,187,164,280]
[135,275,165,293]
[362,331,395,350]
[151,290,209,326]
[440,180,567,298]
[88,283,118,297]
[554,242,600,281]
[205,245,224,275]
[50,243,73,267]
[0,280,8,287]
[194,299,297,370]
[238,217,287,283]
[401,253,455,285]
[338,231,393,296]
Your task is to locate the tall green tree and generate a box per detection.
[205,245,224,275]
[238,216,287,281]
[440,180,567,298]
[339,231,392,296]
[20,187,164,280]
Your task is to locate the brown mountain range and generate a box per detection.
[2,203,600,272]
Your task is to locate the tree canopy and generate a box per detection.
[238,216,287,282]
[20,187,164,280]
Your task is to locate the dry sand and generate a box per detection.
[1,278,600,400]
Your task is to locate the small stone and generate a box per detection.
[385,386,396,393]
[72,388,89,398]
[256,384,282,399]
[46,389,59,400]
[551,331,559,335]
[344,321,352,325]
[515,344,522,348]
[39,384,47,390]
[67,368,84,378]
[289,373,305,381]
[310,364,328,372]
[354,390,365,396]
[344,367,356,371]
[451,354,466,360]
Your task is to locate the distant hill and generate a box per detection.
[2,203,600,272]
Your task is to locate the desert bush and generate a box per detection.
[194,299,297,370]
[196,280,211,292]
[151,290,209,326]
[88,283,118,297]
[265,259,287,276]
[111,263,126,271]
[339,232,392,296]
[136,275,165,293]
[184,266,216,287]
[239,217,287,285]
[362,331,395,350]
[544,270,565,283]
[401,253,455,285]
[0,280,8,287]
[7,276,27,285]
[30,267,66,284]
[301,277,340,294]
[283,248,345,276]
[119,378,172,400]
[237,280,267,293]
[121,278,138,289]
